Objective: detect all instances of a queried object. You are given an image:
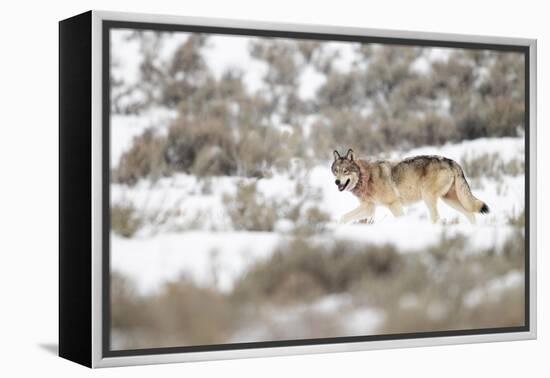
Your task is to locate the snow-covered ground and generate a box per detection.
[108,30,525,345]
[112,231,280,293]
[229,293,384,343]
[111,137,525,295]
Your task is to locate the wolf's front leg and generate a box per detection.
[340,203,375,224]
[388,201,404,217]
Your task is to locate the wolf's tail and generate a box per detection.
[453,164,489,214]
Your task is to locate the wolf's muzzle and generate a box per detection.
[336,178,350,191]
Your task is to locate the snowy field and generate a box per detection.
[108,29,526,348]
[111,136,525,294]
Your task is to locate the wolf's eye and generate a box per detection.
[343,169,348,174]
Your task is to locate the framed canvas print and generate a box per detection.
[59,10,537,368]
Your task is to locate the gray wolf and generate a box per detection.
[331,149,489,224]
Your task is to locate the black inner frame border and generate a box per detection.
[102,19,531,358]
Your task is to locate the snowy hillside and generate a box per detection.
[108,28,526,349]
[111,136,525,294]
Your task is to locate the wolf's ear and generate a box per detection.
[333,150,341,161]
[345,148,355,161]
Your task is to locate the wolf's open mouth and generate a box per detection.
[338,178,350,191]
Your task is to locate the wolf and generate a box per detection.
[331,149,489,224]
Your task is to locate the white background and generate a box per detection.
[0,0,546,376]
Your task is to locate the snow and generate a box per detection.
[399,294,420,309]
[202,35,268,94]
[106,29,527,344]
[110,108,177,168]
[463,270,524,308]
[402,137,524,164]
[428,47,453,62]
[411,56,431,74]
[412,47,452,74]
[298,65,326,99]
[109,29,525,316]
[111,136,525,294]
[111,173,238,232]
[311,137,525,229]
[325,41,360,72]
[110,221,515,296]
[111,29,189,87]
[229,293,383,342]
[111,231,281,294]
[332,222,517,253]
[344,307,385,334]
[110,29,141,86]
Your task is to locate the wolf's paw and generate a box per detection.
[358,217,375,225]
[338,216,349,224]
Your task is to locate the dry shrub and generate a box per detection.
[223,181,278,231]
[235,124,304,177]
[146,279,238,347]
[236,126,278,177]
[292,205,331,236]
[111,203,142,237]
[114,36,525,174]
[460,152,501,179]
[503,157,525,177]
[111,274,238,349]
[317,71,364,109]
[507,209,525,228]
[460,153,525,179]
[231,239,401,305]
[111,272,145,330]
[375,231,525,333]
[111,231,525,349]
[312,109,386,157]
[114,98,303,184]
[485,97,525,137]
[230,231,525,332]
[381,285,524,334]
[223,180,330,233]
[404,113,457,147]
[165,117,237,177]
[114,129,167,185]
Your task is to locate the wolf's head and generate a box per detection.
[331,149,360,192]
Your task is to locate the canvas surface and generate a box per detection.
[107,26,527,351]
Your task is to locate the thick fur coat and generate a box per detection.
[331,149,489,224]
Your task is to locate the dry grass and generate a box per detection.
[113,36,525,185]
[111,204,142,238]
[165,117,238,177]
[111,273,239,349]
[460,152,524,180]
[111,231,525,349]
[507,209,526,227]
[223,180,330,234]
[375,233,525,333]
[223,181,278,232]
[231,238,400,305]
[114,129,167,185]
